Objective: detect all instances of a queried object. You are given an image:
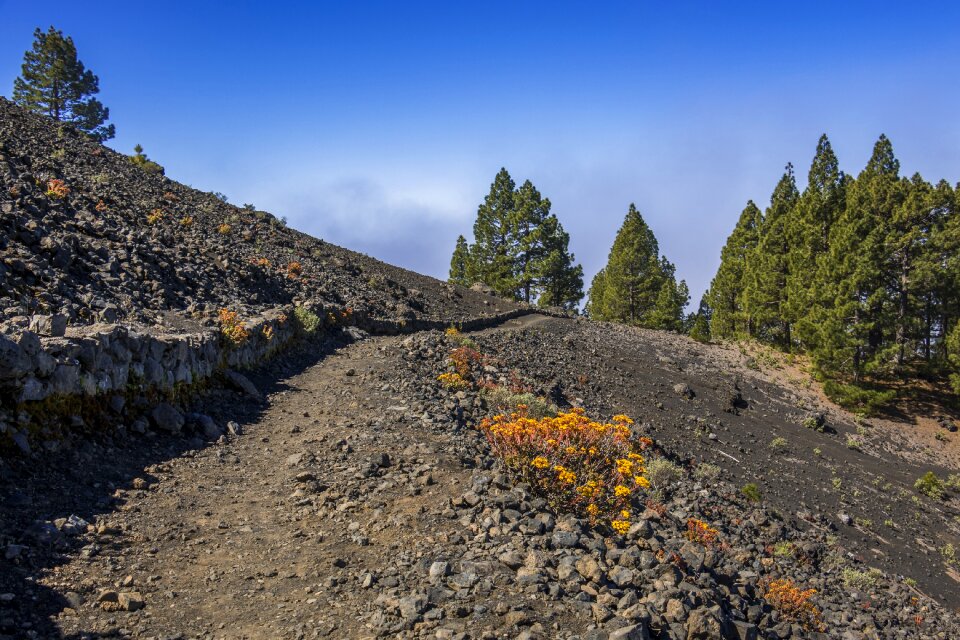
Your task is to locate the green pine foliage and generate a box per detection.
[586,204,688,329]
[742,164,798,349]
[709,132,960,403]
[688,294,712,343]
[948,323,960,395]
[452,169,583,308]
[13,26,115,142]
[708,201,762,339]
[129,144,164,175]
[448,235,472,286]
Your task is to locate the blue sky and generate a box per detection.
[2,1,959,307]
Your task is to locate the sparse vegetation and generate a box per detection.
[481,386,557,419]
[770,436,787,450]
[741,483,762,502]
[45,178,69,199]
[646,457,683,493]
[218,308,249,346]
[129,144,164,174]
[914,472,945,500]
[842,567,882,590]
[292,306,321,334]
[761,578,823,631]
[693,462,721,482]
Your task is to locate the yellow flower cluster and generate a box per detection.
[437,372,470,391]
[480,407,652,533]
[685,518,720,547]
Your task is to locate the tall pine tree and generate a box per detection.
[13,26,115,141]
[454,169,583,307]
[587,204,685,329]
[448,235,472,286]
[743,164,799,349]
[814,135,902,380]
[708,200,762,339]
[785,136,845,351]
[470,168,518,297]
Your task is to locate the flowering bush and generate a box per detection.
[262,324,275,341]
[449,346,483,379]
[46,179,69,199]
[685,518,719,547]
[762,578,823,631]
[218,223,232,235]
[438,372,471,391]
[95,199,107,212]
[218,308,249,346]
[445,326,461,338]
[147,208,165,224]
[253,257,271,268]
[180,215,194,227]
[287,261,303,278]
[479,407,650,533]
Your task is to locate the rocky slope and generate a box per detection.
[0,97,519,330]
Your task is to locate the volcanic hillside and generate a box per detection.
[0,97,520,330]
[1,99,959,640]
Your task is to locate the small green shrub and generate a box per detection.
[693,463,721,482]
[942,543,957,566]
[773,541,794,557]
[293,306,322,334]
[770,437,787,450]
[802,416,825,432]
[914,471,945,500]
[646,458,683,491]
[842,567,882,590]
[481,386,557,419]
[741,483,762,502]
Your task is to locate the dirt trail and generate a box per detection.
[42,332,474,638]
[34,314,589,640]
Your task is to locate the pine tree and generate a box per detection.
[647,269,689,331]
[129,144,164,174]
[786,136,845,350]
[708,201,762,339]
[470,168,518,297]
[814,135,902,380]
[534,215,584,310]
[948,322,960,395]
[587,204,667,324]
[743,164,799,349]
[585,269,607,318]
[688,293,712,343]
[460,169,583,306]
[13,26,115,142]
[448,235,472,286]
[513,180,552,303]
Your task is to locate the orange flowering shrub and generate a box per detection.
[449,346,483,379]
[218,308,249,346]
[253,257,271,268]
[438,372,471,391]
[147,208,165,224]
[46,179,69,199]
[762,578,823,631]
[95,199,108,212]
[286,261,303,278]
[685,518,719,547]
[218,223,232,235]
[479,407,650,533]
[180,215,194,227]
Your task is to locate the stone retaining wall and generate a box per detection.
[0,303,562,453]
